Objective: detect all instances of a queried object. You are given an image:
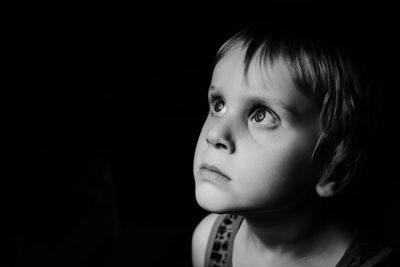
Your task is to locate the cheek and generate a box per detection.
[236,138,317,206]
[251,128,317,176]
[270,139,316,184]
[241,149,307,188]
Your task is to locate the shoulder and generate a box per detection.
[192,213,220,267]
[346,230,399,267]
[374,247,400,267]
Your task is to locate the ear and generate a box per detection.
[315,181,337,198]
[315,168,352,198]
[315,177,350,198]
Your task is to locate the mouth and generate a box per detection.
[199,163,231,181]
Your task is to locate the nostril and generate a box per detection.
[215,143,228,150]
[206,138,220,149]
[206,137,235,153]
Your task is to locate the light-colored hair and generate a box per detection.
[213,22,378,191]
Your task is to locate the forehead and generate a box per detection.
[213,47,294,94]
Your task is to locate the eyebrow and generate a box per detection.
[209,85,217,92]
[208,85,300,119]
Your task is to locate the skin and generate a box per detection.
[193,47,321,215]
[192,47,353,266]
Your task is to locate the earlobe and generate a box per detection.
[316,181,338,198]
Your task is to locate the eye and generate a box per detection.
[208,94,226,115]
[249,107,280,128]
[214,99,225,112]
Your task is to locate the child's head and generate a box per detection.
[193,22,374,215]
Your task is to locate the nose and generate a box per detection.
[206,119,236,154]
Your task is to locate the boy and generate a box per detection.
[192,20,397,267]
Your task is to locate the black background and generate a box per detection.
[5,2,400,266]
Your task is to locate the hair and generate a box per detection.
[212,21,379,193]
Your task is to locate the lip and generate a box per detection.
[199,163,231,181]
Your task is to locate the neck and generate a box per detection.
[238,195,353,263]
[243,198,324,251]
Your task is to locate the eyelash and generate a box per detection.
[208,94,224,114]
[208,93,281,127]
[208,93,222,103]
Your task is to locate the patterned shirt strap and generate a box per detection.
[204,215,226,267]
[204,214,244,267]
[226,215,244,267]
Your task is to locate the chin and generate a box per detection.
[195,184,235,214]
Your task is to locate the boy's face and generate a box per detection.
[193,48,321,214]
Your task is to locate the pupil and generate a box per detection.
[256,110,265,121]
[216,101,223,111]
